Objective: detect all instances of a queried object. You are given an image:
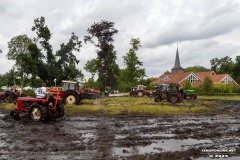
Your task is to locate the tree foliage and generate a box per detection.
[123,38,145,84]
[84,59,98,80]
[7,17,83,87]
[7,35,34,88]
[184,65,210,72]
[201,76,213,92]
[210,56,234,75]
[183,79,192,90]
[84,20,119,90]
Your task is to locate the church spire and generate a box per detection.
[172,46,184,74]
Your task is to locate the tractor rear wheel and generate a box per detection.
[10,110,20,121]
[29,104,48,122]
[169,94,179,104]
[4,92,15,103]
[64,92,79,105]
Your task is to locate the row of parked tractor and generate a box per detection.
[7,80,197,122]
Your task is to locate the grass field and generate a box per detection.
[65,97,217,115]
[198,95,240,100]
[1,96,235,116]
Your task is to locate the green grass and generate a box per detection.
[198,95,240,100]
[65,97,216,115]
[0,97,225,116]
[0,103,15,111]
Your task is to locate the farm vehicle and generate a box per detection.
[0,90,24,103]
[10,88,64,122]
[153,84,181,104]
[183,90,197,99]
[49,80,102,105]
[129,85,152,97]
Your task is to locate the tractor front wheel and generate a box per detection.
[29,104,48,122]
[137,91,144,97]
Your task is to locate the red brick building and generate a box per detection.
[151,48,238,87]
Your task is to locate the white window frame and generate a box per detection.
[186,74,198,85]
[223,77,229,84]
[163,76,170,81]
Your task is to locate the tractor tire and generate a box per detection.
[4,92,15,103]
[29,104,48,122]
[137,91,144,97]
[169,93,179,104]
[154,97,161,102]
[57,102,65,118]
[160,93,168,100]
[63,92,80,105]
[10,110,20,121]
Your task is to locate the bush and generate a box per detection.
[213,83,232,93]
[22,90,36,97]
[232,85,240,93]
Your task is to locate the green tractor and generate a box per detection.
[183,90,197,99]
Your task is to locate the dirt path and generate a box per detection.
[0,100,240,160]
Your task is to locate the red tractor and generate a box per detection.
[49,80,101,105]
[129,85,152,97]
[10,89,64,122]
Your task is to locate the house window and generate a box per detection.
[223,77,229,84]
[186,74,197,85]
[163,76,170,81]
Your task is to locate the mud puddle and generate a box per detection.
[1,100,240,159]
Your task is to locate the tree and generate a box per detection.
[164,70,171,74]
[232,56,240,83]
[201,76,213,93]
[123,38,145,85]
[7,35,34,89]
[84,59,99,80]
[183,79,192,90]
[84,20,119,90]
[29,17,83,85]
[184,65,210,72]
[55,32,83,82]
[31,17,55,85]
[210,56,234,74]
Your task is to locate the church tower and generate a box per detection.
[171,47,184,74]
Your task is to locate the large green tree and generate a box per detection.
[30,17,83,85]
[210,56,234,75]
[123,38,145,84]
[84,20,119,90]
[7,35,35,89]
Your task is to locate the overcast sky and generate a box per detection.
[0,0,240,80]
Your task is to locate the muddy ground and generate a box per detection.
[0,100,240,160]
